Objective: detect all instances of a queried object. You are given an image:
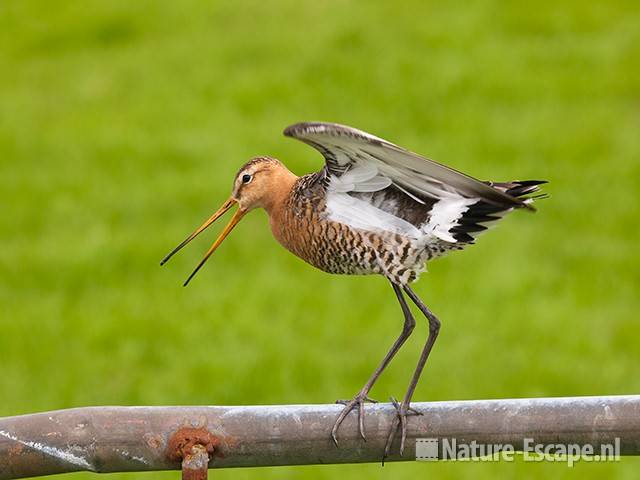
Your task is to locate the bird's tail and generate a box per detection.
[448,180,548,243]
[486,180,549,205]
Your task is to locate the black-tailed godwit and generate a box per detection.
[161,122,546,458]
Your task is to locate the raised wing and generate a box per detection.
[283,121,530,210]
[284,122,543,244]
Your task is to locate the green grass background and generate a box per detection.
[1,1,639,478]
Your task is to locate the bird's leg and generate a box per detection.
[383,285,441,460]
[331,282,416,445]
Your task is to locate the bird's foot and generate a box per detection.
[382,397,423,462]
[331,391,378,445]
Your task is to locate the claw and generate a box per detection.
[383,397,416,461]
[331,430,339,447]
[383,414,399,462]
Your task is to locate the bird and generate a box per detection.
[160,121,546,459]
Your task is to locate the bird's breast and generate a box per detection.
[268,199,430,284]
[269,199,370,273]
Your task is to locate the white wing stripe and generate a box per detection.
[326,192,422,238]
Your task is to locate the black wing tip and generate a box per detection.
[514,180,548,212]
[485,179,549,212]
[520,179,548,185]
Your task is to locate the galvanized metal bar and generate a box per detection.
[0,395,639,479]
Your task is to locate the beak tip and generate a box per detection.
[160,253,173,266]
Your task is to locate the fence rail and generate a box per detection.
[1,395,639,479]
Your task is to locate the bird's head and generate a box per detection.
[160,156,296,285]
[230,156,294,211]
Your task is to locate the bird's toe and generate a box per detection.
[331,391,377,445]
[384,397,418,459]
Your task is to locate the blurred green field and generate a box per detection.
[1,1,639,478]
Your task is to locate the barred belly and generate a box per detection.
[272,209,433,285]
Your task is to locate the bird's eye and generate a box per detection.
[242,174,252,184]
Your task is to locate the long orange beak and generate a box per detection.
[160,197,247,286]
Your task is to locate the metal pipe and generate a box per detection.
[1,395,639,479]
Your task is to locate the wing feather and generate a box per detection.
[284,121,530,210]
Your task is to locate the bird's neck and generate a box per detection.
[262,167,299,215]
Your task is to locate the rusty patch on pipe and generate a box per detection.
[166,426,219,463]
[182,444,210,480]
